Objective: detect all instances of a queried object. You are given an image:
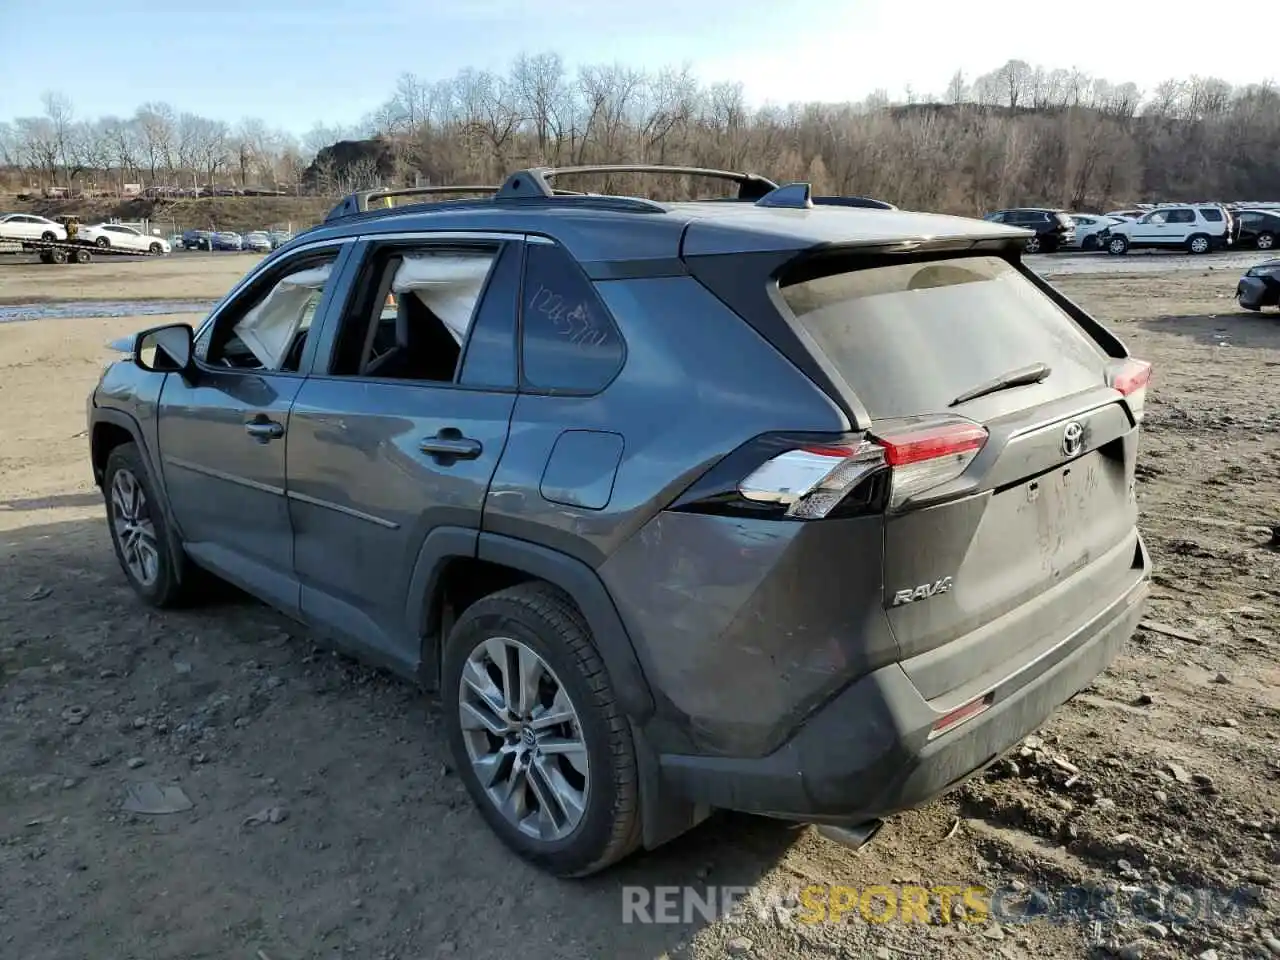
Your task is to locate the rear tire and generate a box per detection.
[1107,235,1130,256]
[1257,232,1274,251]
[149,242,162,254]
[1024,235,1042,254]
[73,247,91,264]
[1186,234,1210,254]
[103,443,190,608]
[41,230,56,242]
[442,582,641,877]
[95,236,110,248]
[50,247,68,264]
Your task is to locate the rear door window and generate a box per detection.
[1199,208,1224,222]
[779,255,1109,420]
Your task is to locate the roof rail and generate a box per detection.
[496,164,780,202]
[324,185,500,222]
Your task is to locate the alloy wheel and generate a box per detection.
[457,636,589,842]
[110,468,160,587]
[1190,237,1209,254]
[1258,234,1274,250]
[1025,236,1041,254]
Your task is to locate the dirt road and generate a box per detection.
[0,258,1276,960]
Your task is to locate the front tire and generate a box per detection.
[95,236,110,248]
[103,443,188,607]
[41,230,56,242]
[442,583,641,877]
[1024,235,1042,254]
[149,242,162,254]
[1108,235,1130,255]
[1257,232,1274,251]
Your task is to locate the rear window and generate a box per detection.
[779,256,1108,419]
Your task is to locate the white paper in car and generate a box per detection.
[391,253,493,345]
[233,263,333,368]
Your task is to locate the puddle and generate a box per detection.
[0,299,214,324]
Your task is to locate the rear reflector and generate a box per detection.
[1109,358,1152,422]
[928,692,994,740]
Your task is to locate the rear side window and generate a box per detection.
[779,256,1108,420]
[520,241,624,394]
[1166,209,1195,224]
[1199,208,1224,222]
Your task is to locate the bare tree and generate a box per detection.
[135,103,176,184]
[41,91,75,188]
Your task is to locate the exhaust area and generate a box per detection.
[815,818,884,852]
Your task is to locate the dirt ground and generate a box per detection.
[0,255,1277,960]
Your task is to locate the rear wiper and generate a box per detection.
[949,362,1052,407]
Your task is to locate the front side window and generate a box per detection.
[200,252,340,373]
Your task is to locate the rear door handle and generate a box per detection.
[245,417,285,442]
[419,431,482,460]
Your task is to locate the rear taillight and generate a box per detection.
[738,441,886,519]
[1109,358,1152,422]
[873,419,989,510]
[729,418,988,519]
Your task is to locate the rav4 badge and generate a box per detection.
[891,576,954,606]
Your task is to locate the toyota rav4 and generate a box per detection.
[86,165,1152,877]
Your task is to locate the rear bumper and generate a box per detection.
[659,539,1150,823]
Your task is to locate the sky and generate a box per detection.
[2,0,1273,133]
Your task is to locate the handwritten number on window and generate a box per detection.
[530,284,609,348]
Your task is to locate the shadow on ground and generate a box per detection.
[0,491,103,512]
[0,518,799,960]
[1138,311,1280,348]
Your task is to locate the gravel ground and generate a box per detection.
[0,257,1276,960]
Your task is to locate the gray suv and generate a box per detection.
[87,165,1153,877]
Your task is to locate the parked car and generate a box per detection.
[86,166,1152,878]
[1068,214,1126,251]
[79,222,171,254]
[182,229,213,251]
[981,208,1075,253]
[211,231,243,251]
[1102,204,1232,255]
[1231,209,1280,251]
[0,213,67,242]
[268,230,294,249]
[243,231,272,252]
[1236,259,1280,310]
[168,233,185,250]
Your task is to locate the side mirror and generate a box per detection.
[134,322,195,376]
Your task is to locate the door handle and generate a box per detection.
[244,417,284,442]
[419,429,482,461]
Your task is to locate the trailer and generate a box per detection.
[20,238,165,264]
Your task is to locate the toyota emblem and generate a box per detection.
[1061,421,1084,457]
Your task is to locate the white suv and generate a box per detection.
[1102,204,1232,255]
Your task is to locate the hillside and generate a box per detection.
[4,195,336,235]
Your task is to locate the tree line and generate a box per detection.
[3,56,1279,215]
